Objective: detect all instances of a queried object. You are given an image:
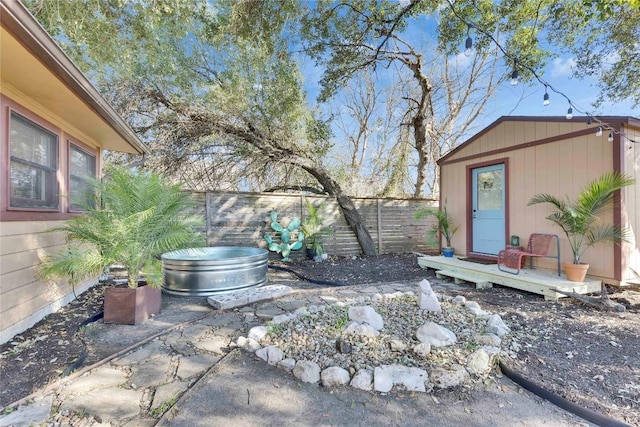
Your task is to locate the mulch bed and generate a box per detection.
[1,253,638,425]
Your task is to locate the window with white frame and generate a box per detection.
[69,143,97,211]
[9,112,59,209]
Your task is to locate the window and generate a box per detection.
[69,144,97,211]
[9,112,59,209]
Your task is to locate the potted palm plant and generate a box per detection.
[415,202,459,257]
[39,166,205,324]
[301,199,331,260]
[528,172,634,282]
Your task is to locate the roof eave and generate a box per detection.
[0,0,149,155]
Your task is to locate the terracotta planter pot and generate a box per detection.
[103,283,162,325]
[563,263,589,282]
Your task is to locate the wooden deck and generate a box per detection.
[418,256,601,301]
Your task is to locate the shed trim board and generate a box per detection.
[438,115,639,285]
[438,116,637,165]
[440,127,595,167]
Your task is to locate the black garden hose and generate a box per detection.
[268,264,347,287]
[499,361,633,427]
[61,311,104,377]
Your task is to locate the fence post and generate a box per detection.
[377,198,383,254]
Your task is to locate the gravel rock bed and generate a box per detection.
[259,290,512,387]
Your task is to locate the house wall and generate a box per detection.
[0,94,102,344]
[621,123,640,284]
[440,119,620,283]
[0,221,95,344]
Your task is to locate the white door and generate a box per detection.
[472,164,505,255]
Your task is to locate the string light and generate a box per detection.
[608,132,614,142]
[464,25,473,57]
[510,68,519,86]
[448,0,639,144]
[543,86,550,106]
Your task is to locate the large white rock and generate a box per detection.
[292,360,321,383]
[452,295,466,304]
[389,339,407,352]
[416,321,457,347]
[466,348,491,375]
[350,369,374,391]
[255,345,284,365]
[348,306,384,331]
[374,364,428,393]
[413,342,432,357]
[271,313,294,324]
[343,321,379,337]
[277,358,296,372]
[475,333,502,347]
[248,326,268,341]
[486,314,511,337]
[430,364,469,389]
[321,366,351,386]
[465,301,481,310]
[418,279,441,312]
[236,336,261,352]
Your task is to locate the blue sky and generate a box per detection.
[300,4,637,139]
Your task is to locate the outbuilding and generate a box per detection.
[438,116,639,286]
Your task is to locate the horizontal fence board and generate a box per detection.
[195,191,439,257]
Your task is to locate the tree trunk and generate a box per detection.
[295,156,378,256]
[185,112,379,256]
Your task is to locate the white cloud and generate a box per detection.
[551,57,577,77]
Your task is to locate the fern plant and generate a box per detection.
[40,166,205,288]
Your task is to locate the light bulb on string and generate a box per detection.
[608,133,614,142]
[566,106,573,120]
[464,25,473,57]
[510,68,519,86]
[596,127,603,136]
[543,87,550,106]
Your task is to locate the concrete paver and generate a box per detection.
[0,279,595,427]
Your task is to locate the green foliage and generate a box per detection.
[301,199,332,255]
[26,0,329,191]
[528,172,634,264]
[332,312,349,331]
[264,211,305,261]
[39,166,205,288]
[302,0,639,107]
[415,202,459,248]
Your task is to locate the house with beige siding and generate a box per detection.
[0,0,148,344]
[438,116,639,286]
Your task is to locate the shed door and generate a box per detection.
[472,164,505,255]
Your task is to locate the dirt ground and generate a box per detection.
[1,253,639,426]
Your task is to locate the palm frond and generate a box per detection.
[41,165,205,288]
[527,172,634,264]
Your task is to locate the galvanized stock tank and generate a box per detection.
[161,247,268,296]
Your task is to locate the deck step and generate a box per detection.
[435,270,493,290]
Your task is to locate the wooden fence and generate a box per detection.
[189,191,439,259]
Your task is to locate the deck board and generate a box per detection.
[418,256,601,300]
